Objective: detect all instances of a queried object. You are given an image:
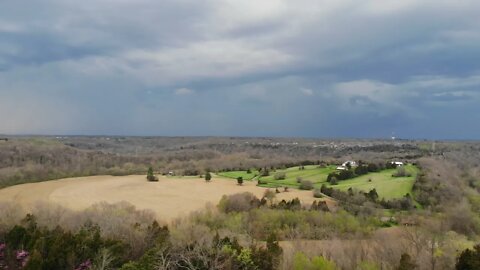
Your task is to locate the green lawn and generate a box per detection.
[217,170,259,180]
[219,164,419,200]
[257,165,337,188]
[326,165,420,199]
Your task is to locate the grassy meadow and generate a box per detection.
[257,165,337,188]
[327,165,419,199]
[217,170,260,180]
[220,164,419,199]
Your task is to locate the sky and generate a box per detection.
[1,0,480,139]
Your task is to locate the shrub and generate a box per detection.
[456,244,480,270]
[293,252,336,270]
[274,172,286,180]
[205,172,212,182]
[313,188,323,198]
[354,165,369,176]
[397,253,416,270]
[392,166,411,177]
[146,167,158,182]
[218,192,260,213]
[299,180,314,190]
[330,176,338,185]
[310,200,329,211]
[296,177,303,183]
[237,177,244,185]
[263,189,276,203]
[367,163,378,172]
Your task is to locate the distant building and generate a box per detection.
[336,161,357,171]
[342,161,357,167]
[0,138,8,142]
[391,161,404,166]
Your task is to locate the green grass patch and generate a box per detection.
[218,164,420,200]
[258,165,337,187]
[217,170,259,180]
[326,165,419,199]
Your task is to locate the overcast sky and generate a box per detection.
[1,0,480,139]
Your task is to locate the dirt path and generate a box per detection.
[0,175,333,221]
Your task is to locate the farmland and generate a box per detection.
[0,174,329,222]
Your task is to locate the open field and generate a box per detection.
[258,165,337,188]
[327,165,420,199]
[217,170,260,180]
[0,175,329,221]
[233,164,419,199]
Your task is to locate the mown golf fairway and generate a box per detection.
[248,164,418,199]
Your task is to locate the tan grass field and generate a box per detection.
[0,175,330,221]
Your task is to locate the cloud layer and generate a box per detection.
[1,0,480,139]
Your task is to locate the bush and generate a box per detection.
[367,163,378,172]
[330,176,338,185]
[237,177,244,185]
[274,172,286,180]
[313,188,323,198]
[146,167,158,182]
[293,252,336,270]
[310,200,329,211]
[392,166,411,177]
[296,177,303,183]
[299,180,314,190]
[218,192,260,213]
[354,165,369,176]
[205,172,212,182]
[456,244,480,270]
[263,189,276,202]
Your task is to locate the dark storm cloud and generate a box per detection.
[1,0,480,139]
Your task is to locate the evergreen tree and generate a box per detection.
[397,253,416,270]
[456,244,480,270]
[146,167,158,181]
[205,172,212,182]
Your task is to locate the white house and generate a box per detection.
[342,161,357,167]
[391,161,404,166]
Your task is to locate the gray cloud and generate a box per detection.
[1,0,480,139]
